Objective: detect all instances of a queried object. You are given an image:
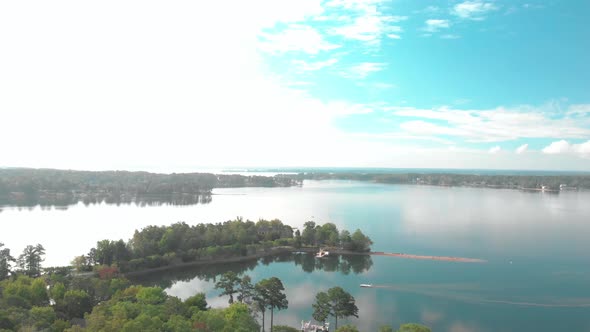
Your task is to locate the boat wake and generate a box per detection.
[365,284,590,308]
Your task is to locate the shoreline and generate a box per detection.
[123,247,485,277]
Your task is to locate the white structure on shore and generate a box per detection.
[301,320,329,331]
[315,248,330,258]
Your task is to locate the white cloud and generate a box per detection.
[441,34,461,39]
[259,25,340,54]
[392,105,590,143]
[542,140,590,158]
[488,146,501,154]
[516,144,529,154]
[420,6,440,14]
[567,104,590,118]
[387,33,402,39]
[423,19,450,32]
[327,0,407,46]
[330,16,406,44]
[542,140,573,154]
[372,82,396,89]
[340,62,386,79]
[292,58,339,71]
[452,1,499,20]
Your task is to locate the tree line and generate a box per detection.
[0,168,300,207]
[289,172,590,190]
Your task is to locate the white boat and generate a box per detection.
[360,284,373,288]
[315,248,330,258]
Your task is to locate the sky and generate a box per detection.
[1,0,589,172]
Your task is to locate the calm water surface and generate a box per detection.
[2,180,590,331]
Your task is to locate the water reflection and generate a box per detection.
[0,192,212,209]
[130,253,373,289]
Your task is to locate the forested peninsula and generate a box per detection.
[74,219,373,274]
[0,168,300,207]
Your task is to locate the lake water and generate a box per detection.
[2,180,590,331]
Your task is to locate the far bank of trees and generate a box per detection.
[0,168,301,207]
[294,172,590,191]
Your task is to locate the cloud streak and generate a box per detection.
[516,144,529,154]
[489,146,501,154]
[392,105,590,143]
[340,62,387,79]
[259,25,340,54]
[423,19,450,32]
[452,1,499,20]
[293,58,339,71]
[326,0,407,46]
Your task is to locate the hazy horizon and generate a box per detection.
[2,164,590,176]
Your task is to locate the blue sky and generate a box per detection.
[0,0,589,171]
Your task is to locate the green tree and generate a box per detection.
[312,291,330,324]
[294,229,302,248]
[71,255,90,272]
[17,244,45,277]
[339,230,352,250]
[49,282,66,302]
[397,323,432,332]
[301,221,316,245]
[256,277,288,332]
[29,306,56,330]
[185,292,208,311]
[61,290,92,319]
[312,287,358,330]
[163,314,193,332]
[350,229,372,252]
[253,287,268,332]
[0,310,15,330]
[136,286,166,305]
[335,325,359,332]
[191,303,260,332]
[379,325,394,332]
[51,319,71,331]
[273,325,299,332]
[30,278,49,306]
[223,302,261,332]
[121,313,163,332]
[215,271,240,304]
[318,223,339,246]
[237,275,254,303]
[0,243,16,280]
